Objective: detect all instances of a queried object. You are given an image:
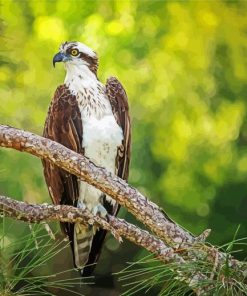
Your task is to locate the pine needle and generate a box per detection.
[0,217,91,296]
[116,227,247,296]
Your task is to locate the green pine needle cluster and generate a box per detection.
[116,231,247,296]
[0,216,91,296]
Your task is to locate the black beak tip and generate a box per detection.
[52,52,64,68]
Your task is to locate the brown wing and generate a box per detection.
[106,76,131,182]
[42,84,83,236]
[82,77,131,276]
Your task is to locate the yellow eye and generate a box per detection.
[70,49,79,56]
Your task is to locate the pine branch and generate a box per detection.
[0,195,179,264]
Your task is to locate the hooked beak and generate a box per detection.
[53,52,68,67]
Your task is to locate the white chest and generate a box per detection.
[82,115,123,171]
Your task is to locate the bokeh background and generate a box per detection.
[1,0,247,295]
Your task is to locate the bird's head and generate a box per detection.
[53,41,98,74]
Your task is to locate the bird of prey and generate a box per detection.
[42,41,131,276]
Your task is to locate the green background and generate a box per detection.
[1,0,247,295]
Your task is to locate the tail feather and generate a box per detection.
[81,228,108,276]
[74,223,93,269]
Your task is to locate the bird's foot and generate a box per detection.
[92,204,108,218]
[77,201,86,210]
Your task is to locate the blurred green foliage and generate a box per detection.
[0,0,247,294]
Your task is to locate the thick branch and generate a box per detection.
[0,124,194,247]
[0,195,181,265]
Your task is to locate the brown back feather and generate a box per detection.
[106,76,131,181]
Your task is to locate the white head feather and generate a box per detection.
[60,41,97,58]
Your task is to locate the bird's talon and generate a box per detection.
[92,204,107,218]
[77,201,86,210]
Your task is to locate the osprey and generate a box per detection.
[42,41,131,276]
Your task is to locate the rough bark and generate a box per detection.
[0,195,179,264]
